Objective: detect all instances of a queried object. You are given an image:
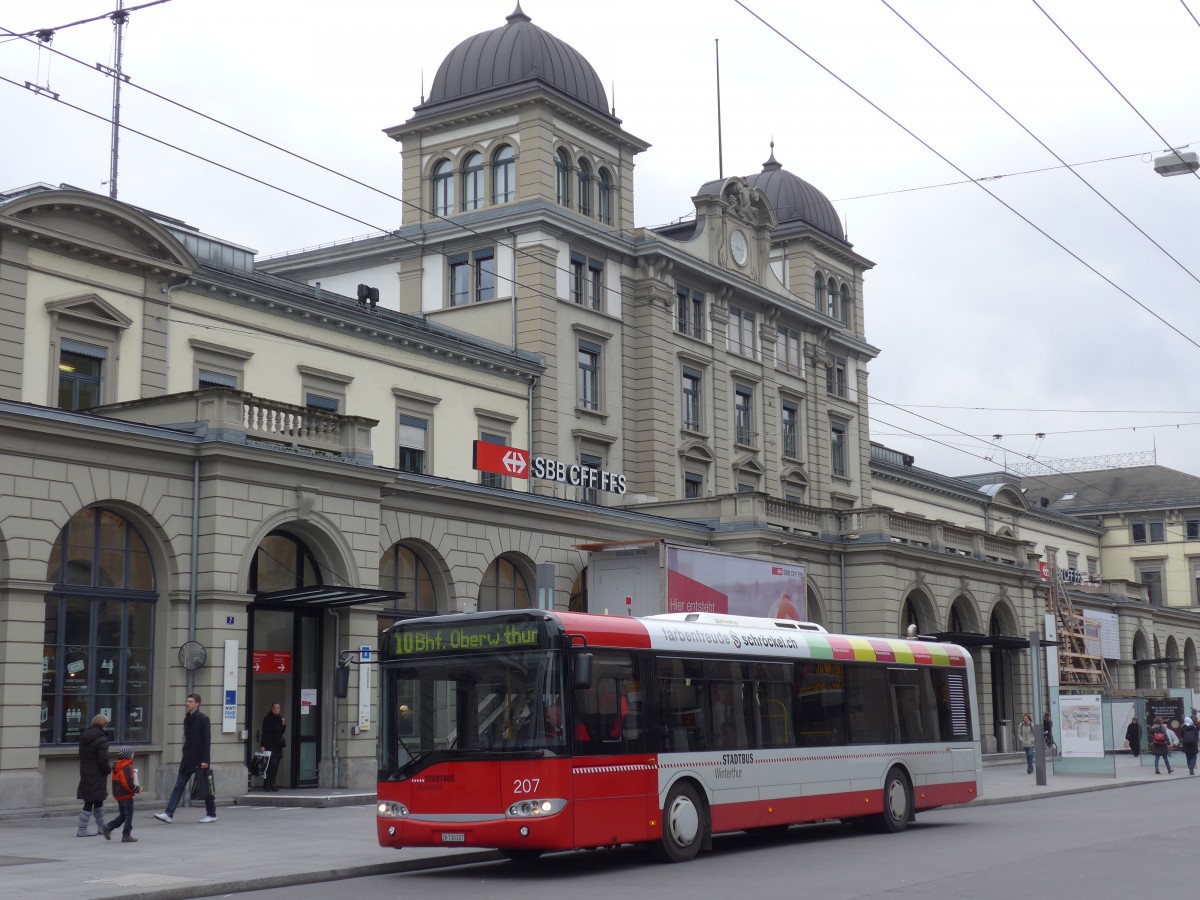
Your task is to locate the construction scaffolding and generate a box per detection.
[1047,569,1111,692]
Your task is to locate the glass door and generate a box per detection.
[297,613,320,785]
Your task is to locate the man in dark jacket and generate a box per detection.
[76,713,112,837]
[154,693,216,823]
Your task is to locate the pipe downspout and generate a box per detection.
[187,456,200,695]
[331,609,341,788]
[839,549,847,634]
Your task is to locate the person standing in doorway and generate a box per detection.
[76,713,111,838]
[1125,716,1141,758]
[260,701,286,792]
[1016,713,1037,774]
[154,693,217,823]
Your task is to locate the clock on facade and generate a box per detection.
[730,229,748,266]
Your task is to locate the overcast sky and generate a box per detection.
[5,0,1200,482]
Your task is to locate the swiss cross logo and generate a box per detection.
[473,440,530,479]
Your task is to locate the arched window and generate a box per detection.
[432,159,454,217]
[380,544,436,613]
[478,557,532,611]
[826,278,837,319]
[42,507,156,745]
[555,149,571,207]
[814,272,824,311]
[577,158,592,217]
[249,532,323,594]
[597,167,612,224]
[492,144,515,204]
[461,152,484,211]
[839,283,851,325]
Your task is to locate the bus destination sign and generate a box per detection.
[392,621,542,657]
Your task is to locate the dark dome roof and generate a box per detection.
[744,149,844,240]
[426,5,609,116]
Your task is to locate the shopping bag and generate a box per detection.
[190,768,215,801]
[250,751,271,778]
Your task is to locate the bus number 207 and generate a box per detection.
[513,778,540,794]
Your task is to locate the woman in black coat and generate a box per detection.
[1125,717,1141,758]
[260,702,286,792]
[76,714,112,837]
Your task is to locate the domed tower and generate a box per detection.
[385,5,649,230]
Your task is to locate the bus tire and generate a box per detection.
[878,767,912,833]
[657,781,705,862]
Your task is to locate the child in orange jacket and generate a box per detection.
[103,746,141,842]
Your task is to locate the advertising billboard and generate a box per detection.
[666,546,806,620]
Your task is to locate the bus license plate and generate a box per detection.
[441,832,465,843]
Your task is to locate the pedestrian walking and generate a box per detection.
[260,701,286,792]
[1016,713,1037,773]
[1150,717,1174,774]
[1125,717,1141,758]
[1180,717,1199,775]
[76,713,112,838]
[104,745,141,841]
[154,693,217,823]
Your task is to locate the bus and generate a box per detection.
[375,609,980,862]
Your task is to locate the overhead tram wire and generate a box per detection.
[1032,0,1200,187]
[880,0,1200,290]
[734,0,1200,354]
[11,0,175,39]
[1184,0,1200,30]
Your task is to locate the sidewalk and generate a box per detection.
[1,754,1168,900]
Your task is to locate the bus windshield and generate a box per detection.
[380,649,566,780]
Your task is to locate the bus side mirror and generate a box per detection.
[334,665,350,699]
[573,652,594,690]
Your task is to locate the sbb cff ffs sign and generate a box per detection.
[472,440,628,494]
[473,441,529,478]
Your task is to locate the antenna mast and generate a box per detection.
[106,1,129,199]
[715,39,723,179]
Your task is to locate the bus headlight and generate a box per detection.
[377,801,409,818]
[506,798,566,818]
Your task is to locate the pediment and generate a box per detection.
[732,453,766,476]
[678,438,714,462]
[45,293,134,330]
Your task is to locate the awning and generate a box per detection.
[931,631,1031,650]
[254,586,407,609]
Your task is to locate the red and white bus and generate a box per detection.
[375,609,980,862]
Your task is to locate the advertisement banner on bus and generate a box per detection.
[666,547,806,620]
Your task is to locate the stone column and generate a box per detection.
[0,578,53,810]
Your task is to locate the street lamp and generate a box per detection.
[1153,150,1199,176]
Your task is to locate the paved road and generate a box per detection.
[0,752,1173,900]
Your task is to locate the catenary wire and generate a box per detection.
[734,0,1200,353]
[881,0,1200,290]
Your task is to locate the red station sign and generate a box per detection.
[252,650,292,674]
[472,440,529,479]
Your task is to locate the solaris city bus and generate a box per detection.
[375,609,981,862]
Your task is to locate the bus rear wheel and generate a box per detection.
[878,767,912,833]
[657,782,705,862]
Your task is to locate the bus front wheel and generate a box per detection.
[878,767,912,833]
[657,782,705,862]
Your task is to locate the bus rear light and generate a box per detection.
[378,801,409,818]
[507,798,566,818]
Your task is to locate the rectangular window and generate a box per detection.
[675,286,705,340]
[684,471,703,499]
[479,431,508,488]
[794,661,846,747]
[728,307,756,358]
[1137,565,1164,606]
[587,260,603,310]
[579,452,602,505]
[682,367,702,432]
[1131,520,1165,544]
[776,327,803,375]
[570,254,585,305]
[58,340,106,411]
[1066,551,1079,571]
[198,369,237,389]
[305,393,339,412]
[1188,518,1200,540]
[450,250,494,305]
[42,595,154,745]
[1087,556,1099,575]
[577,340,601,410]
[826,356,847,398]
[734,385,754,446]
[782,400,799,459]
[831,420,847,478]
[398,415,428,474]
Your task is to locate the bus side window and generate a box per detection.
[573,652,644,755]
